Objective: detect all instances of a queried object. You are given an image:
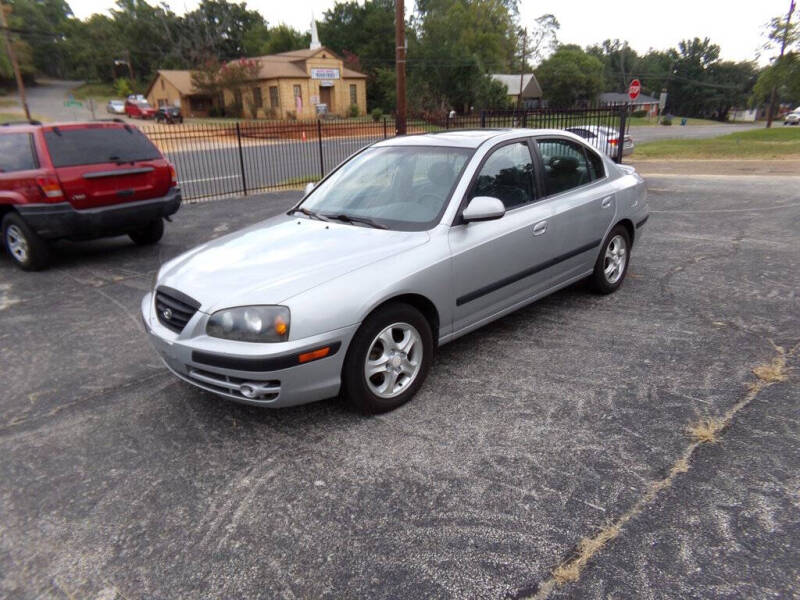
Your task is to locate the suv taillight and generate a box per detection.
[36,176,64,201]
[608,138,619,146]
[168,164,178,187]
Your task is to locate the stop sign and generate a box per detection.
[628,79,641,100]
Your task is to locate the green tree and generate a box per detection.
[754,52,800,106]
[409,0,520,113]
[6,0,72,78]
[535,44,604,107]
[586,39,639,93]
[319,0,395,110]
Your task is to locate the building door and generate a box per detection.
[320,86,333,112]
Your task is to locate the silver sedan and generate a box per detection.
[142,129,648,413]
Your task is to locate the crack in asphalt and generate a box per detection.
[518,342,798,600]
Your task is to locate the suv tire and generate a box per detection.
[341,303,434,414]
[2,212,50,271]
[129,219,164,245]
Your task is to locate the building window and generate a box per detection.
[252,87,262,108]
[233,89,243,107]
[269,86,279,108]
[293,85,302,100]
[157,98,167,107]
[349,84,357,106]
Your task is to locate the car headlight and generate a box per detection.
[206,306,290,342]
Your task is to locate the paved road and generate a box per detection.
[158,122,763,201]
[162,135,386,200]
[1,172,798,598]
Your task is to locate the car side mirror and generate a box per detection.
[462,196,505,223]
[304,182,316,196]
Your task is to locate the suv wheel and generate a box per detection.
[129,219,164,245]
[2,212,49,270]
[341,303,434,414]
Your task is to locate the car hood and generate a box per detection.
[158,214,430,313]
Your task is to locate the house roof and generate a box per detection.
[491,73,543,98]
[599,92,659,105]
[146,70,199,98]
[146,47,367,96]
[233,47,367,80]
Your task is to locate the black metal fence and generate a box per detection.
[140,106,628,203]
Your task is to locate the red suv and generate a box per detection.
[0,120,181,270]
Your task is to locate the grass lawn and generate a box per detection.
[627,115,728,127]
[0,111,47,123]
[634,127,800,159]
[71,82,120,106]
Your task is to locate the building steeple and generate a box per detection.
[310,15,321,49]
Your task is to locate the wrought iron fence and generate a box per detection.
[140,106,629,203]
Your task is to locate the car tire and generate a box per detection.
[590,225,631,294]
[129,219,164,245]
[341,303,434,414]
[2,212,50,271]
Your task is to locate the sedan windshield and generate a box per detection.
[300,145,472,231]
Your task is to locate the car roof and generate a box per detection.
[373,128,592,149]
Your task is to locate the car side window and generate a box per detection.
[537,138,593,196]
[0,133,38,173]
[584,147,605,181]
[469,141,535,210]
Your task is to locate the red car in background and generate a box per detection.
[0,120,181,270]
[125,98,156,119]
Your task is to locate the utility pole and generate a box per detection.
[0,1,31,121]
[125,49,135,82]
[766,0,796,128]
[395,0,406,135]
[517,28,527,111]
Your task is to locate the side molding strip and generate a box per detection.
[456,239,602,306]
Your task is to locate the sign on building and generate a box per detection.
[311,68,340,80]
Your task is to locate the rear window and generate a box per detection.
[0,133,38,172]
[43,126,161,168]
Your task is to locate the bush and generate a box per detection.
[208,105,221,118]
[371,107,383,122]
[286,110,297,121]
[113,78,133,98]
[348,103,359,118]
[660,116,672,126]
[631,109,647,118]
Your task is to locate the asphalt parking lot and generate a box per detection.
[1,173,798,599]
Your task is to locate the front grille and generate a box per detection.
[155,286,200,333]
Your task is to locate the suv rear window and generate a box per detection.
[43,126,161,168]
[0,133,38,172]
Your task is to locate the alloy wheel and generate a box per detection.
[603,234,627,284]
[364,322,423,399]
[6,224,29,264]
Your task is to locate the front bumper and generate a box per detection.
[141,292,358,408]
[18,187,182,240]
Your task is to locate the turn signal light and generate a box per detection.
[36,176,64,200]
[298,346,331,364]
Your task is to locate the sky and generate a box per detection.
[67,0,790,66]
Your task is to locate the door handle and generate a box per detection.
[532,220,548,236]
[601,196,614,208]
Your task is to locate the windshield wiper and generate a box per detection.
[287,207,331,222]
[324,213,388,230]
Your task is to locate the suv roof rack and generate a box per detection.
[1,119,42,126]
[93,118,126,123]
